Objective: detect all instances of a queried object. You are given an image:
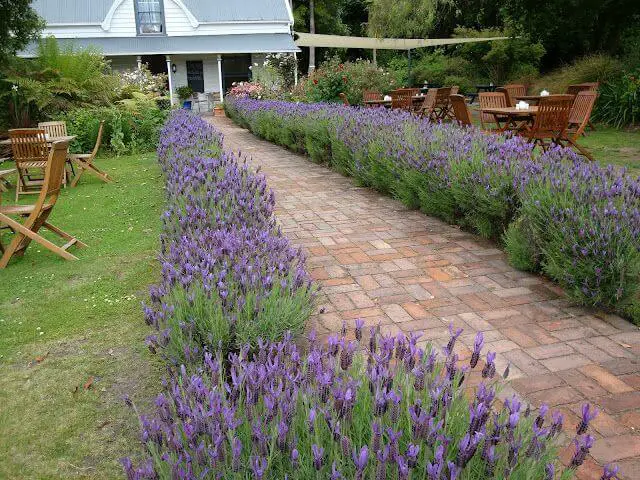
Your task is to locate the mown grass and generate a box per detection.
[0,153,164,479]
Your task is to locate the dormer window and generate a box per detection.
[135,0,165,35]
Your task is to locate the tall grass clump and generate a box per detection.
[225,96,640,324]
[143,110,315,364]
[123,323,617,479]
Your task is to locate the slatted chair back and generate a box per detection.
[90,121,105,157]
[529,94,573,141]
[417,88,438,117]
[478,92,508,129]
[390,89,418,110]
[363,90,382,102]
[9,129,50,199]
[498,84,526,107]
[566,84,591,96]
[450,86,460,95]
[449,94,472,126]
[37,141,68,207]
[568,91,598,138]
[580,82,599,91]
[339,93,350,106]
[37,121,67,138]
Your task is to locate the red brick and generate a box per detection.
[590,434,640,463]
[597,392,640,414]
[511,373,564,394]
[579,364,635,394]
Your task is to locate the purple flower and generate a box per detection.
[355,318,364,341]
[470,331,483,368]
[545,463,555,480]
[312,444,324,470]
[570,434,595,468]
[482,351,496,378]
[600,464,620,480]
[352,445,369,471]
[577,403,599,435]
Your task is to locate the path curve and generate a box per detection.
[208,114,639,478]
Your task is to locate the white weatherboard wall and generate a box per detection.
[171,55,220,93]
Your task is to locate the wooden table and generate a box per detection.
[480,106,538,132]
[515,95,553,105]
[364,97,426,108]
[0,135,76,146]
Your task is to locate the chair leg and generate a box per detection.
[565,137,595,161]
[43,221,88,248]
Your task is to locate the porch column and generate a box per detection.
[294,52,299,86]
[166,55,174,105]
[136,55,142,69]
[217,54,224,104]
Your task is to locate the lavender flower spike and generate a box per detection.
[312,444,325,471]
[470,331,484,368]
[600,464,620,480]
[577,403,599,435]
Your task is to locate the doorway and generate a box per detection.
[186,60,204,93]
[221,54,251,92]
[141,55,167,75]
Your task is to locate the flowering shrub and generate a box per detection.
[123,323,618,479]
[144,110,315,363]
[224,97,640,323]
[228,81,265,99]
[116,65,168,99]
[304,57,397,105]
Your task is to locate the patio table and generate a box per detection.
[0,135,77,146]
[480,106,538,132]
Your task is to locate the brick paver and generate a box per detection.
[210,115,640,479]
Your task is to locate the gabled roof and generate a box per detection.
[182,0,291,23]
[31,0,292,26]
[31,0,113,24]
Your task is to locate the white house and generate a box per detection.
[23,0,298,104]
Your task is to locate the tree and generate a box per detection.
[0,0,44,63]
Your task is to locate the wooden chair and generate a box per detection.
[431,87,453,120]
[497,84,526,107]
[568,91,598,137]
[566,84,591,96]
[0,143,15,193]
[390,88,419,110]
[450,86,460,95]
[449,94,472,127]
[478,92,509,131]
[339,93,350,106]
[568,83,599,131]
[519,94,573,151]
[9,128,49,201]
[363,90,382,103]
[67,121,111,187]
[37,121,67,138]
[416,88,438,119]
[0,140,86,268]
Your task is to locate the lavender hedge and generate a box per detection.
[224,97,640,323]
[124,323,618,479]
[143,110,315,363]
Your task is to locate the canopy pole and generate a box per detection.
[165,55,174,105]
[407,49,412,87]
[294,52,299,86]
[373,48,377,66]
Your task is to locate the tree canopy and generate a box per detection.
[0,0,44,63]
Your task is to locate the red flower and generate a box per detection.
[342,76,347,84]
[313,79,318,85]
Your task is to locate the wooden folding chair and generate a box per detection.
[363,90,382,102]
[37,121,68,138]
[519,94,573,151]
[496,84,526,107]
[9,128,49,201]
[0,141,86,268]
[339,93,350,106]
[566,84,591,96]
[390,88,419,111]
[568,91,598,137]
[415,88,438,118]
[67,121,111,187]
[449,94,472,127]
[478,92,509,131]
[0,143,15,193]
[432,87,452,120]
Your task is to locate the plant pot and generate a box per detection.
[214,106,225,117]
[182,100,192,110]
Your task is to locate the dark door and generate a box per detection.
[221,54,251,92]
[186,60,204,93]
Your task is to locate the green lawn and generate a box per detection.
[0,153,164,479]
[579,125,640,174]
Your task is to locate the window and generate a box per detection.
[135,0,165,35]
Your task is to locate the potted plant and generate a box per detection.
[176,85,194,109]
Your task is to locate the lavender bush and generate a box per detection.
[124,323,618,479]
[144,110,315,363]
[224,97,640,323]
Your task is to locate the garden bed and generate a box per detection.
[224,97,640,325]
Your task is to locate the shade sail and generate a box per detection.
[294,32,508,50]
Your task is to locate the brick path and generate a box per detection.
[210,115,640,478]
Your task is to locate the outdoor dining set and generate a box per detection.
[0,120,111,268]
[350,82,599,161]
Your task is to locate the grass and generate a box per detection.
[0,153,164,479]
[579,125,640,174]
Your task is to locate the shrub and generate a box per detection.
[594,70,640,127]
[228,81,266,99]
[115,64,168,99]
[304,57,396,105]
[143,110,315,363]
[61,93,168,155]
[124,323,614,479]
[225,97,640,324]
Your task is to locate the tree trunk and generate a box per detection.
[308,0,316,73]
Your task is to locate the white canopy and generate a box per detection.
[293,32,509,50]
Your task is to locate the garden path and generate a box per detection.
[209,115,640,478]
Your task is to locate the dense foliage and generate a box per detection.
[124,323,614,479]
[0,0,44,63]
[143,110,314,363]
[225,97,640,323]
[0,37,118,128]
[594,70,640,128]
